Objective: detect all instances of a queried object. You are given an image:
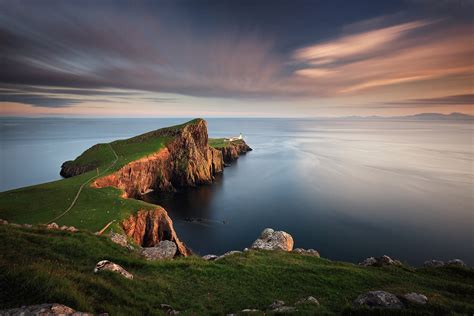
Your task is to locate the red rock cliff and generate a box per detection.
[93,119,224,198]
[121,207,190,256]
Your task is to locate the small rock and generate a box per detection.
[271,306,297,313]
[215,250,243,260]
[423,259,445,267]
[353,291,403,309]
[67,226,78,232]
[94,260,133,279]
[292,248,320,257]
[447,259,466,267]
[359,255,401,267]
[0,303,92,315]
[241,309,260,313]
[404,292,428,305]
[60,225,69,231]
[268,300,285,309]
[110,232,129,247]
[47,222,59,229]
[251,228,294,251]
[160,304,180,315]
[296,296,320,305]
[22,223,32,228]
[243,248,249,252]
[141,240,177,260]
[202,254,218,261]
[0,219,8,225]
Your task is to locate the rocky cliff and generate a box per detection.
[121,207,190,256]
[93,119,224,198]
[219,140,253,164]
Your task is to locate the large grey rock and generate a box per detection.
[94,260,133,279]
[295,296,320,306]
[353,291,403,309]
[141,240,177,260]
[423,259,444,267]
[251,228,294,251]
[447,259,466,267]
[359,255,401,267]
[404,292,428,305]
[0,303,92,315]
[292,248,320,257]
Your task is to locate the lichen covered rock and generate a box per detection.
[94,260,133,279]
[251,228,294,251]
[353,291,403,309]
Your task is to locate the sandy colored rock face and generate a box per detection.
[220,141,252,164]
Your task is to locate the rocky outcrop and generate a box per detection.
[141,240,177,260]
[121,208,190,256]
[359,255,402,267]
[0,303,92,316]
[292,248,320,257]
[251,228,294,251]
[60,160,95,178]
[423,258,467,268]
[93,119,224,198]
[353,291,403,309]
[219,140,252,164]
[94,260,133,279]
[423,259,445,267]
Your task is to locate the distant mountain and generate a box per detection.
[340,113,474,120]
[401,112,474,120]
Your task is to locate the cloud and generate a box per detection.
[382,94,474,107]
[291,20,473,96]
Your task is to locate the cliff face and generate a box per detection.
[93,119,224,198]
[121,207,190,256]
[60,161,94,178]
[220,141,253,164]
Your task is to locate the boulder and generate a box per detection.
[295,296,320,306]
[0,303,91,315]
[447,259,466,267]
[423,259,444,267]
[353,291,404,309]
[359,255,401,267]
[94,260,133,279]
[292,248,320,257]
[141,240,177,260]
[202,254,218,261]
[251,228,294,251]
[404,293,428,305]
[46,222,59,229]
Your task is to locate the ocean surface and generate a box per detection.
[1,117,473,265]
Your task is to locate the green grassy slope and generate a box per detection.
[209,138,246,149]
[0,120,200,231]
[1,225,473,315]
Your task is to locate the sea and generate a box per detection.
[1,117,473,265]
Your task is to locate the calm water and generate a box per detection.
[1,118,473,265]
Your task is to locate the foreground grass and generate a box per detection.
[1,225,473,315]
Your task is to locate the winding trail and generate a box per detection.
[96,220,116,236]
[48,143,119,224]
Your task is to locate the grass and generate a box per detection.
[209,138,245,149]
[0,119,201,231]
[0,224,473,315]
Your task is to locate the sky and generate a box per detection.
[0,0,473,117]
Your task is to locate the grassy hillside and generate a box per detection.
[0,120,200,231]
[209,138,246,149]
[1,224,473,315]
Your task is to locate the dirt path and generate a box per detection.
[48,143,119,224]
[96,220,116,236]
